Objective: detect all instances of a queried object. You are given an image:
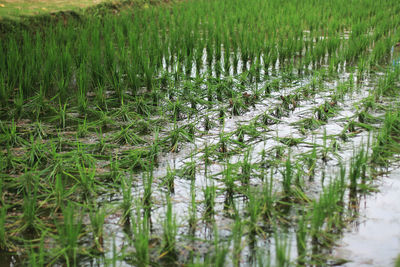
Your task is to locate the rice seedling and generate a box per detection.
[25,135,46,168]
[89,206,106,253]
[21,188,39,233]
[203,183,216,221]
[142,171,153,217]
[246,188,263,242]
[56,202,83,265]
[161,194,177,265]
[48,103,68,130]
[223,161,237,199]
[164,165,175,194]
[230,95,247,116]
[231,214,243,267]
[189,180,197,232]
[0,205,9,251]
[76,160,96,197]
[296,212,308,265]
[371,110,400,165]
[120,176,133,224]
[130,202,150,267]
[211,225,229,267]
[274,232,291,267]
[27,231,47,267]
[163,123,194,153]
[241,150,252,185]
[282,157,293,196]
[109,124,146,146]
[0,120,25,147]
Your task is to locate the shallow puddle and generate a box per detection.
[333,167,400,266]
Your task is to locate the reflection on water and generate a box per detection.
[333,168,400,266]
[0,253,20,267]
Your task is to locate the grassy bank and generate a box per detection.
[0,0,117,19]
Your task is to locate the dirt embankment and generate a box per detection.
[0,0,174,35]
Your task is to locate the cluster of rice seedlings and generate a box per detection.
[129,201,150,267]
[371,109,400,165]
[161,194,178,264]
[1,1,399,119]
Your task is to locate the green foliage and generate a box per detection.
[1,0,400,266]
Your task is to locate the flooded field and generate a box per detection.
[1,0,400,266]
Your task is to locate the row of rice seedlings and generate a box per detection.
[290,72,374,136]
[0,76,394,267]
[237,71,400,262]
[182,145,364,265]
[1,66,330,183]
[2,0,400,121]
[136,63,400,263]
[0,53,384,176]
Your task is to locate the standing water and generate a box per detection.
[333,167,400,266]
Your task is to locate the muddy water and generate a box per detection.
[333,167,400,266]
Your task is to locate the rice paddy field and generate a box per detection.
[1,0,400,266]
